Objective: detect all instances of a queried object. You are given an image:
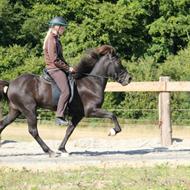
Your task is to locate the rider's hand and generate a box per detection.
[69,67,76,73]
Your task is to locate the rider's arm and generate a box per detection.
[47,36,70,72]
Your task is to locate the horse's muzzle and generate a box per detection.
[120,74,132,86]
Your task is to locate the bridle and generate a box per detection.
[77,69,127,82]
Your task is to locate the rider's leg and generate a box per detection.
[48,69,70,125]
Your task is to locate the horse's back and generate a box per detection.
[12,73,39,82]
[8,73,53,108]
[9,73,39,93]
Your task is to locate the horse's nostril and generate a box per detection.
[129,76,132,82]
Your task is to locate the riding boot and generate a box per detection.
[55,117,69,126]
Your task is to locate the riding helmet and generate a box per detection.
[49,16,68,27]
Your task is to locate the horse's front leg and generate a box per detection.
[58,115,82,153]
[87,108,121,136]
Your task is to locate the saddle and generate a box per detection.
[42,69,75,105]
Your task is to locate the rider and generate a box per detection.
[43,16,75,126]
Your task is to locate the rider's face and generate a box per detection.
[54,25,65,35]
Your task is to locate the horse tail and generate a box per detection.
[0,80,9,101]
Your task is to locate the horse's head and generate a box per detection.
[75,45,132,85]
[96,45,132,86]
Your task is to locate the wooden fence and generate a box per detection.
[105,76,190,147]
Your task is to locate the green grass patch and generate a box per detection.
[0,165,190,190]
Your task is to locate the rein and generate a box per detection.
[80,72,110,79]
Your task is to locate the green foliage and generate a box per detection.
[1,0,190,60]
[0,0,28,46]
[147,0,190,61]
[0,45,44,80]
[157,44,190,80]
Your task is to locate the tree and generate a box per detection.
[0,0,28,46]
[147,0,190,62]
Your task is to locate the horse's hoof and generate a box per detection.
[108,128,116,136]
[51,151,64,158]
[60,152,70,157]
[58,149,70,157]
[48,150,56,158]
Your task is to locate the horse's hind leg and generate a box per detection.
[0,107,20,145]
[24,108,54,156]
[58,115,82,153]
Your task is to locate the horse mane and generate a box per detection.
[74,45,116,79]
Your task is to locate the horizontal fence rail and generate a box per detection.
[105,81,190,92]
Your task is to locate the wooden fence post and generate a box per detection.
[159,76,172,146]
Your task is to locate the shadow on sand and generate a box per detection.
[69,147,190,156]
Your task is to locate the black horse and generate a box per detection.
[0,45,132,156]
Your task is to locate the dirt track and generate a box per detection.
[1,136,190,170]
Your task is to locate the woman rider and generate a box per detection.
[43,16,75,126]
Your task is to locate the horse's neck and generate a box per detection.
[76,75,108,94]
[77,56,109,92]
[87,58,108,90]
[90,59,107,77]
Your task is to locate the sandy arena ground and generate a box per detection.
[1,123,190,170]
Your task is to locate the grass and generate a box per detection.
[0,165,190,190]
